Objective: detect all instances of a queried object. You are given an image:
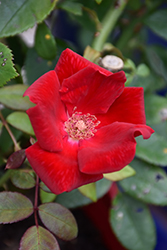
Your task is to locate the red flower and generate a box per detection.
[24,49,154,194]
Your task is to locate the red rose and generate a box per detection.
[24,49,154,194]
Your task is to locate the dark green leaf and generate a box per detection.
[119,158,167,205]
[110,193,156,250]
[58,1,83,15]
[40,189,57,203]
[0,84,34,110]
[0,0,57,38]
[136,133,167,166]
[145,10,167,40]
[6,111,35,135]
[40,181,52,193]
[145,94,167,125]
[0,191,33,223]
[6,149,26,169]
[35,22,57,60]
[11,170,36,189]
[0,43,18,87]
[24,48,58,85]
[20,226,60,250]
[104,165,135,181]
[38,203,78,240]
[56,178,111,208]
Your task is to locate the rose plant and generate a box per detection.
[24,48,154,194]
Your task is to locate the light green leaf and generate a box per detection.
[104,165,135,182]
[95,0,103,4]
[0,0,57,38]
[110,193,156,250]
[6,111,34,135]
[58,1,83,15]
[0,84,34,110]
[0,191,33,224]
[136,64,150,77]
[136,132,167,166]
[11,170,36,189]
[40,181,52,193]
[20,226,60,250]
[119,158,167,205]
[56,178,111,209]
[0,43,18,87]
[78,182,97,202]
[35,22,57,60]
[145,9,167,40]
[38,203,78,241]
[40,189,57,203]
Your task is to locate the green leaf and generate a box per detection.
[35,22,57,60]
[6,111,35,135]
[58,1,83,15]
[40,181,52,193]
[56,178,111,208]
[136,64,150,77]
[104,165,136,181]
[0,43,18,87]
[6,149,26,169]
[145,9,167,40]
[38,203,78,241]
[20,226,60,250]
[110,193,156,250]
[0,191,33,224]
[11,170,36,189]
[136,132,167,166]
[145,94,167,125]
[0,121,3,132]
[0,84,34,110]
[0,0,57,38]
[78,182,97,202]
[40,189,57,203]
[95,0,103,4]
[119,158,167,205]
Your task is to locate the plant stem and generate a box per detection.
[92,0,128,51]
[34,175,39,228]
[0,111,20,151]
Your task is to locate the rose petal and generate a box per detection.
[60,67,126,115]
[78,122,154,175]
[23,71,67,152]
[97,87,146,127]
[26,141,102,194]
[55,48,112,85]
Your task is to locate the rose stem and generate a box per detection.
[91,0,128,51]
[0,111,20,151]
[34,175,39,228]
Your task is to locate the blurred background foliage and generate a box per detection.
[0,0,167,249]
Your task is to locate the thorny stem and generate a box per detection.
[92,0,128,51]
[0,111,20,151]
[34,175,39,228]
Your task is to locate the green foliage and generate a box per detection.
[57,1,83,15]
[0,84,34,110]
[119,158,167,205]
[0,192,33,223]
[78,182,97,202]
[110,193,156,250]
[145,9,167,40]
[19,226,60,250]
[6,111,35,135]
[104,165,136,181]
[0,43,18,87]
[10,170,36,189]
[38,203,78,240]
[35,22,57,60]
[136,133,167,166]
[40,189,57,203]
[0,0,57,38]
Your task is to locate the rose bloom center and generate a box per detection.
[64,111,100,140]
